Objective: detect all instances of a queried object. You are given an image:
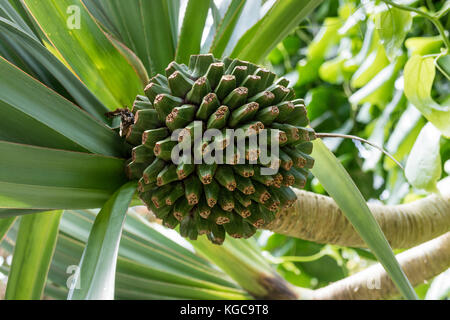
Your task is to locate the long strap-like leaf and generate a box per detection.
[209,0,247,57]
[0,141,127,210]
[0,18,110,124]
[46,209,249,300]
[67,182,137,300]
[232,0,323,63]
[88,0,176,75]
[5,210,62,300]
[175,0,210,64]
[311,140,418,300]
[22,0,143,109]
[0,56,126,157]
[0,216,16,243]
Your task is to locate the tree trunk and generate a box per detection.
[266,190,450,248]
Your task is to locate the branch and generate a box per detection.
[310,232,450,300]
[265,190,450,249]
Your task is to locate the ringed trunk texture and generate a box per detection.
[311,232,450,300]
[266,190,450,249]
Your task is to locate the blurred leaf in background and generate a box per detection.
[264,0,449,292]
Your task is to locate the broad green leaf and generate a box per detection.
[175,0,210,64]
[296,57,321,86]
[0,216,16,243]
[94,0,176,75]
[5,210,62,299]
[232,0,323,63]
[405,123,442,192]
[351,45,389,88]
[350,56,403,106]
[405,36,443,55]
[286,239,347,284]
[0,141,127,209]
[68,182,137,300]
[343,21,376,72]
[363,90,406,171]
[22,0,143,109]
[375,6,412,61]
[307,17,342,60]
[318,36,355,84]
[311,139,418,300]
[0,18,111,124]
[307,86,349,121]
[0,57,126,156]
[210,0,247,57]
[404,55,450,137]
[319,57,345,84]
[384,104,425,170]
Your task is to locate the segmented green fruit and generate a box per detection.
[121,54,315,245]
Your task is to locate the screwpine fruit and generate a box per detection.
[121,54,315,245]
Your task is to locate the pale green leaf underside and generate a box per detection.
[209,0,247,58]
[405,123,442,192]
[0,141,127,209]
[175,0,210,64]
[5,210,62,300]
[311,139,417,300]
[68,182,137,300]
[94,0,176,75]
[23,0,143,109]
[404,55,450,137]
[232,0,323,63]
[0,56,126,157]
[51,209,248,299]
[375,6,412,61]
[0,17,110,124]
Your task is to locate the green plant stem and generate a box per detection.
[436,3,450,19]
[426,0,435,12]
[315,133,404,170]
[273,251,327,264]
[382,0,450,52]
